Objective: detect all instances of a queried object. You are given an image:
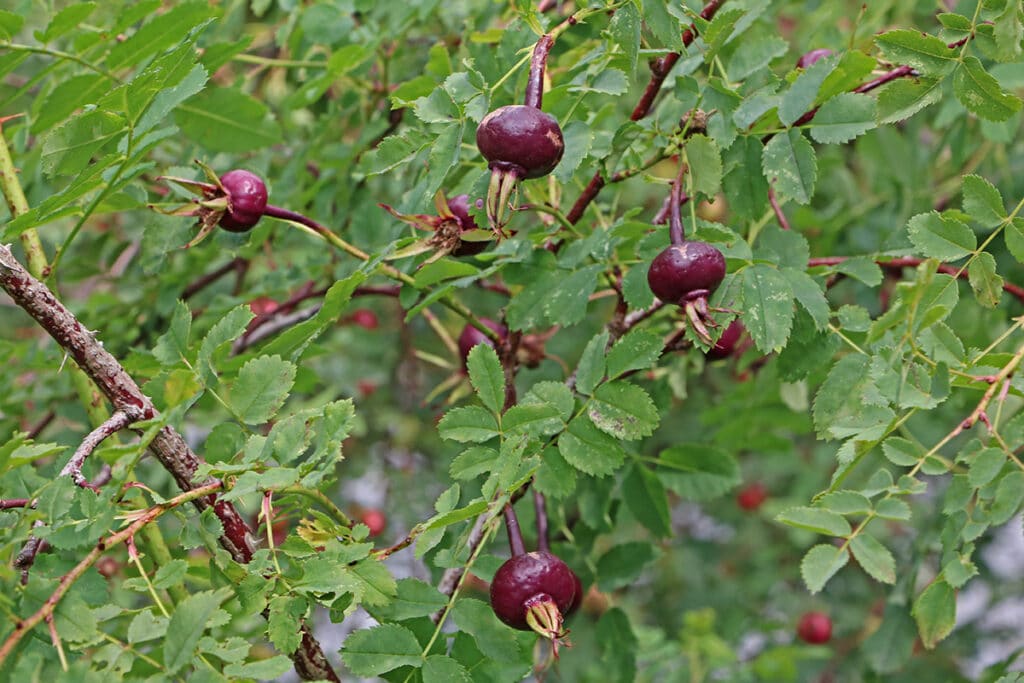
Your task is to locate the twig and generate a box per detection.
[233,305,321,354]
[181,257,248,300]
[809,256,1024,304]
[768,182,791,231]
[60,410,135,490]
[0,499,32,509]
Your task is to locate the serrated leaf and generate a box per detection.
[197,304,254,382]
[953,56,1023,122]
[779,56,834,126]
[423,655,472,683]
[544,265,603,327]
[223,657,293,680]
[907,211,976,261]
[367,578,448,622]
[762,129,817,204]
[596,541,659,592]
[608,2,640,71]
[875,497,912,521]
[642,0,683,50]
[962,174,1005,228]
[809,93,876,143]
[882,437,920,466]
[341,624,423,676]
[467,344,504,415]
[850,534,896,584]
[451,598,523,663]
[558,415,626,476]
[968,251,1003,307]
[742,264,795,352]
[553,120,593,184]
[437,406,500,443]
[776,506,852,536]
[575,330,609,395]
[801,543,850,593]
[990,471,1024,524]
[164,589,230,674]
[817,490,872,515]
[176,88,283,152]
[875,29,957,77]
[912,579,956,649]
[622,464,672,537]
[876,77,944,123]
[994,0,1024,60]
[597,608,638,683]
[783,268,829,330]
[606,328,663,378]
[656,443,740,500]
[686,134,723,198]
[523,381,575,421]
[106,1,214,69]
[587,381,659,440]
[229,355,296,424]
[153,300,192,365]
[968,447,1006,488]
[1006,218,1024,262]
[41,111,125,176]
[267,595,306,655]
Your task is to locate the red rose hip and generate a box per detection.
[217,169,268,232]
[797,611,832,644]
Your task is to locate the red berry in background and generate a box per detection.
[248,297,279,316]
[476,105,564,180]
[96,556,120,579]
[457,318,507,369]
[360,509,386,537]
[350,309,379,330]
[736,482,768,511]
[217,169,268,232]
[647,241,727,305]
[707,319,745,360]
[356,379,377,398]
[490,551,579,631]
[797,611,833,644]
[796,48,834,69]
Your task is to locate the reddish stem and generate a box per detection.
[533,489,549,553]
[669,163,687,245]
[768,183,791,231]
[0,499,31,509]
[504,503,527,557]
[525,35,555,110]
[808,256,1024,304]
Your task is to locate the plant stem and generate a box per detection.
[669,161,687,245]
[524,35,554,109]
[534,489,549,553]
[504,503,527,556]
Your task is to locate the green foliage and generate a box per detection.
[2,1,1024,681]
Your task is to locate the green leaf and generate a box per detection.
[875,498,912,521]
[176,88,283,152]
[41,111,125,176]
[622,464,672,537]
[596,608,638,683]
[341,624,423,677]
[423,655,472,683]
[587,381,659,440]
[912,579,957,649]
[817,490,872,515]
[906,211,976,261]
[554,120,594,183]
[686,134,723,198]
[809,93,876,144]
[163,590,230,674]
[153,300,192,365]
[223,657,293,680]
[962,174,1005,228]
[502,403,564,437]
[437,406,500,443]
[953,56,1023,122]
[1005,217,1024,262]
[762,129,817,204]
[262,273,366,360]
[834,257,883,286]
[575,330,609,395]
[366,578,448,622]
[196,304,254,382]
[544,265,603,327]
[990,471,1024,524]
[779,56,834,126]
[596,541,659,592]
[128,610,167,644]
[882,437,921,466]
[968,251,1004,307]
[608,2,640,71]
[876,77,944,123]
[42,5,97,42]
[783,268,829,330]
[994,0,1024,60]
[106,1,215,69]
[742,264,795,353]
[656,443,740,500]
[267,595,306,655]
[642,0,683,51]
[776,506,852,536]
[558,415,626,476]
[451,598,524,663]
[229,355,296,424]
[467,344,504,415]
[968,447,1006,488]
[0,10,24,39]
[800,543,849,593]
[850,534,896,584]
[523,381,575,422]
[606,328,663,378]
[875,29,957,77]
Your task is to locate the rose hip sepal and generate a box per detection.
[647,241,728,345]
[380,191,492,264]
[152,161,268,247]
[489,550,580,650]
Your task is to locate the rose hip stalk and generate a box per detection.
[380,191,492,264]
[490,503,580,655]
[646,172,728,345]
[476,34,564,234]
